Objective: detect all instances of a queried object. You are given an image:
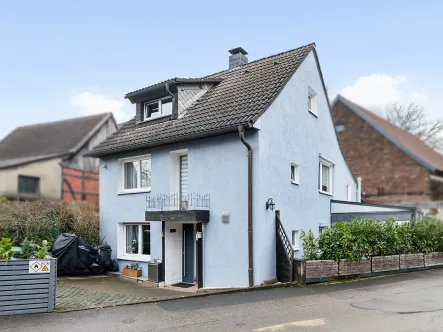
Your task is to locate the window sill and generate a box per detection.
[309,110,318,118]
[118,188,151,195]
[291,181,299,185]
[319,190,333,197]
[117,255,151,263]
[292,246,300,252]
[139,114,171,123]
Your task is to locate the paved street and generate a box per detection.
[2,269,443,332]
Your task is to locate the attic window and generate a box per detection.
[143,97,172,121]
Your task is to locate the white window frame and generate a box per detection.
[308,86,318,116]
[118,154,151,194]
[346,184,352,201]
[117,223,151,262]
[292,230,300,251]
[143,96,173,121]
[319,158,333,196]
[291,163,299,185]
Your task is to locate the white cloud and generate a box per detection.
[340,74,427,111]
[71,92,128,123]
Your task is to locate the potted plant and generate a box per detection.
[122,263,142,277]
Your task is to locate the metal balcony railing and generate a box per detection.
[146,193,210,211]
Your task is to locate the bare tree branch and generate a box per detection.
[386,103,443,152]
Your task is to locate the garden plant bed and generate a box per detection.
[339,259,371,276]
[306,260,338,279]
[301,253,443,284]
[371,255,399,273]
[424,252,443,267]
[399,254,424,269]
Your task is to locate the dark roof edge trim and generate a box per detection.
[86,124,254,158]
[0,153,71,170]
[124,78,223,99]
[331,199,416,211]
[332,95,437,173]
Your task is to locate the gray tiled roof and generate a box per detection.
[0,113,112,168]
[91,43,316,157]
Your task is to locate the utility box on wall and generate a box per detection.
[0,258,57,316]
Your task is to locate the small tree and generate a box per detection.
[386,103,443,151]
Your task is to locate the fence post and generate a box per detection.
[293,259,306,286]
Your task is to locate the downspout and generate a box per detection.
[165,83,174,99]
[165,83,177,119]
[238,125,254,287]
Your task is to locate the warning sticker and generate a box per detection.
[29,260,50,273]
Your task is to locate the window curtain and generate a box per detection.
[124,161,139,189]
[125,225,139,254]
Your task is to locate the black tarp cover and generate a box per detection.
[49,233,98,270]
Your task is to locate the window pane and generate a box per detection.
[18,176,39,194]
[124,161,139,189]
[125,225,139,254]
[140,159,151,188]
[308,95,312,111]
[321,164,329,192]
[145,102,159,118]
[161,98,172,116]
[142,225,150,255]
[291,165,295,181]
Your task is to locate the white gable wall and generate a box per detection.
[252,50,357,284]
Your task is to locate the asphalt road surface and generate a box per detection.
[2,269,443,332]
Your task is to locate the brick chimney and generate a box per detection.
[228,47,248,69]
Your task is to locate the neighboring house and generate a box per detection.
[331,95,443,218]
[90,44,412,289]
[0,113,117,205]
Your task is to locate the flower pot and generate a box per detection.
[122,268,131,277]
[130,269,142,277]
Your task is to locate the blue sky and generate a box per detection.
[0,1,442,140]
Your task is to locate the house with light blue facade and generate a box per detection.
[90,43,404,289]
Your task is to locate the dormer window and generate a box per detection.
[143,97,173,121]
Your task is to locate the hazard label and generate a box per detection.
[29,260,50,273]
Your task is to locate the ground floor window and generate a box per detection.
[122,223,151,259]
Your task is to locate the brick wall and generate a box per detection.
[62,167,99,206]
[331,101,430,204]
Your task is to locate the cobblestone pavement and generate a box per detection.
[56,276,190,312]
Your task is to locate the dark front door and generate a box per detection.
[182,224,194,283]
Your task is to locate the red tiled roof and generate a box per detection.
[336,95,443,172]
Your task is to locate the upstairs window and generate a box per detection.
[143,97,172,121]
[308,86,318,116]
[319,158,334,195]
[18,175,39,194]
[118,155,151,194]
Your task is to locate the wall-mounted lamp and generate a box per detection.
[266,198,275,211]
[102,164,107,169]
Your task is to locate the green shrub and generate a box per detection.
[302,218,443,261]
[0,199,99,246]
[300,229,318,260]
[0,238,14,262]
